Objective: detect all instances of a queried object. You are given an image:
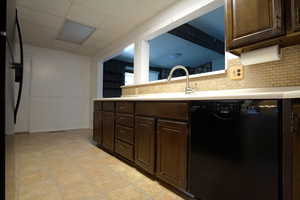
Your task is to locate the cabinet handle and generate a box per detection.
[119,117,126,121]
[120,129,126,134]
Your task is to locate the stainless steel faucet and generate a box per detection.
[167,65,193,94]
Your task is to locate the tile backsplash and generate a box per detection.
[122,45,300,96]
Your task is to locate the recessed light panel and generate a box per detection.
[57,20,96,44]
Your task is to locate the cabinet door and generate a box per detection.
[156,120,188,190]
[292,103,300,200]
[93,111,102,143]
[93,112,98,142]
[135,117,155,174]
[289,0,300,33]
[226,0,284,49]
[102,112,115,152]
[96,111,102,145]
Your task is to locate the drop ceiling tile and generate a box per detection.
[72,46,99,56]
[17,0,71,17]
[21,22,56,48]
[86,29,122,47]
[98,16,139,34]
[21,20,80,52]
[21,19,58,41]
[18,7,64,31]
[48,40,81,52]
[72,0,139,17]
[83,36,108,49]
[135,0,179,21]
[67,4,107,28]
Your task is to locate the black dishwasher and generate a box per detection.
[189,100,281,200]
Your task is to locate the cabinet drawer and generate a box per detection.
[116,102,134,114]
[136,102,188,121]
[94,101,102,111]
[103,102,115,112]
[116,125,134,144]
[115,140,134,161]
[116,114,134,127]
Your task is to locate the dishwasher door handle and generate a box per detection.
[211,112,234,121]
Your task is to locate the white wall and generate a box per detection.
[15,44,91,133]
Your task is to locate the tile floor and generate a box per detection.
[13,129,184,200]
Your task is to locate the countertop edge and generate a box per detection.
[93,87,300,101]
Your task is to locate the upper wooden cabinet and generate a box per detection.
[226,0,285,50]
[287,0,300,33]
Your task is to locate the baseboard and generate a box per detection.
[28,128,91,134]
[14,131,29,135]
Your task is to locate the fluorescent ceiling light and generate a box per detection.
[57,19,96,44]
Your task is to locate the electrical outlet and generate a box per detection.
[228,65,244,80]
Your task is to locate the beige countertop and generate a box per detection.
[93,86,300,101]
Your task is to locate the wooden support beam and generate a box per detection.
[168,24,225,55]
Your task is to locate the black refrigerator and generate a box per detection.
[189,100,281,200]
[1,0,23,199]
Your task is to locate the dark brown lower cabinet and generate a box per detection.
[135,116,155,174]
[102,112,115,152]
[293,103,300,200]
[93,111,102,144]
[93,99,300,199]
[156,120,188,190]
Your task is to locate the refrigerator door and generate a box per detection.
[189,100,280,200]
[1,0,16,136]
[2,1,17,200]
